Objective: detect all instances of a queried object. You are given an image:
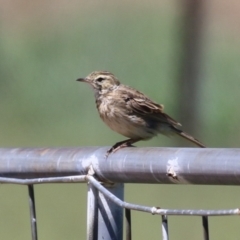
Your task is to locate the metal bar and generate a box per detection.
[1,147,240,185]
[155,209,240,216]
[202,216,209,240]
[161,215,169,240]
[28,185,38,240]
[0,175,86,184]
[0,147,90,178]
[95,148,240,185]
[125,209,132,240]
[87,176,240,216]
[87,183,99,240]
[97,183,124,240]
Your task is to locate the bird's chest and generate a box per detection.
[96,96,130,134]
[97,96,118,121]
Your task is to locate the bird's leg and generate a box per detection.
[106,138,141,157]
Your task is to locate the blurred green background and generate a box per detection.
[1,0,240,239]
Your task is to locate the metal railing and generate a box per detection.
[0,147,240,240]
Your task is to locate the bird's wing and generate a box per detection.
[120,87,181,127]
[130,97,164,114]
[131,97,181,126]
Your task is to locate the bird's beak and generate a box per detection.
[76,77,87,82]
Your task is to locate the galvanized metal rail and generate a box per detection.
[0,147,240,240]
[1,147,240,184]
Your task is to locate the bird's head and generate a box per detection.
[77,71,120,93]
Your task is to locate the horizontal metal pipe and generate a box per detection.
[0,147,240,185]
[0,147,91,178]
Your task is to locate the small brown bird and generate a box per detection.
[77,71,205,156]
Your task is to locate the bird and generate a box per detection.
[77,71,205,156]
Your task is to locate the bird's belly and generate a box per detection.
[99,110,157,140]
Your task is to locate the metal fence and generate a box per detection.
[0,147,240,240]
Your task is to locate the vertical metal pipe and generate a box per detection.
[125,209,132,240]
[28,185,38,240]
[87,183,99,240]
[161,215,169,240]
[98,183,124,240]
[177,0,205,139]
[202,216,209,240]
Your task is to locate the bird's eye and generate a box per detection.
[96,77,104,82]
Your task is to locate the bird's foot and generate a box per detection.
[105,139,137,158]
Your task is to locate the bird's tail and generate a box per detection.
[173,127,206,148]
